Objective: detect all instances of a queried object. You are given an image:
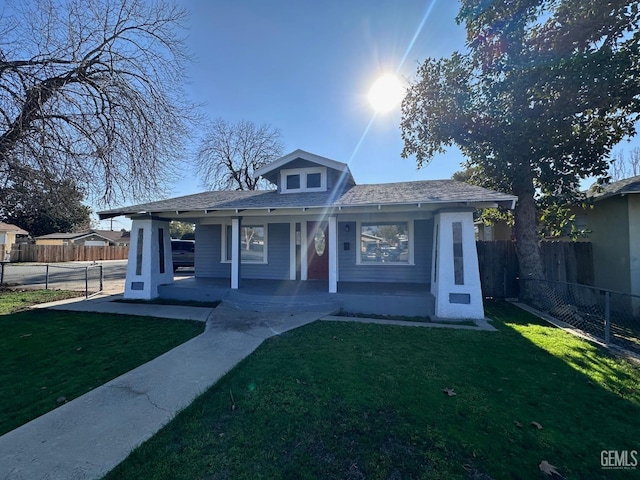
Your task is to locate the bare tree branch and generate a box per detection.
[0,0,198,206]
[195,118,284,191]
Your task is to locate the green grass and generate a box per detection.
[103,301,640,480]
[0,309,205,436]
[0,288,83,314]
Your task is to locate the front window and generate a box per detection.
[224,225,266,263]
[360,222,410,264]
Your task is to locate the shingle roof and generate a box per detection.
[99,180,516,219]
[35,230,129,242]
[586,175,640,201]
[0,222,28,235]
[35,232,83,240]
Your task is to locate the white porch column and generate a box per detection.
[431,210,484,319]
[231,217,241,289]
[289,222,297,280]
[124,218,173,300]
[328,215,338,293]
[300,221,308,281]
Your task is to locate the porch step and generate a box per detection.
[222,290,342,313]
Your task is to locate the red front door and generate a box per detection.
[307,221,329,280]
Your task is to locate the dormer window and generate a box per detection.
[280,167,326,193]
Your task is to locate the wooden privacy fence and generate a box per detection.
[476,241,594,298]
[10,244,129,263]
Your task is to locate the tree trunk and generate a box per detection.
[512,173,545,302]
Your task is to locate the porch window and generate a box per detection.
[358,222,411,264]
[223,224,267,263]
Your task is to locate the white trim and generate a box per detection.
[355,219,415,266]
[280,167,327,193]
[328,216,338,293]
[289,221,296,280]
[300,221,308,280]
[231,218,240,289]
[220,222,268,264]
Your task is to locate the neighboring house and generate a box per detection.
[99,149,516,319]
[583,175,640,298]
[0,222,28,261]
[35,229,130,247]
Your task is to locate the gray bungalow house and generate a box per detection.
[99,150,516,319]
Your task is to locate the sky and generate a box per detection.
[98,0,639,230]
[99,0,470,229]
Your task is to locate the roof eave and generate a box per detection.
[103,197,517,220]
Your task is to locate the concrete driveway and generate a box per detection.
[0,300,327,480]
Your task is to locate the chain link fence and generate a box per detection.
[520,278,640,354]
[0,262,104,298]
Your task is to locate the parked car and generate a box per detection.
[171,239,195,271]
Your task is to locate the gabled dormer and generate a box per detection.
[254,149,356,194]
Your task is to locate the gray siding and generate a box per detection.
[338,219,432,284]
[194,223,290,280]
[243,223,290,279]
[195,224,229,278]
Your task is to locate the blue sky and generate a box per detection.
[102,0,469,229]
[99,0,639,229]
[182,0,468,181]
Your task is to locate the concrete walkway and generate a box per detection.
[0,297,327,480]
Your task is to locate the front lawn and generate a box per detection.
[0,288,82,314]
[0,309,205,436]
[104,301,640,480]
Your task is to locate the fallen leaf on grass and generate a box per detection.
[539,460,562,477]
[442,388,457,396]
[531,421,543,430]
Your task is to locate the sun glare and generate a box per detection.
[368,74,404,113]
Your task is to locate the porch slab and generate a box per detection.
[157,278,435,316]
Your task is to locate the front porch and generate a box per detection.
[158,278,434,316]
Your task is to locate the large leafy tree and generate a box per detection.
[401,0,640,291]
[169,221,195,240]
[195,119,284,191]
[0,167,91,237]
[0,0,195,204]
